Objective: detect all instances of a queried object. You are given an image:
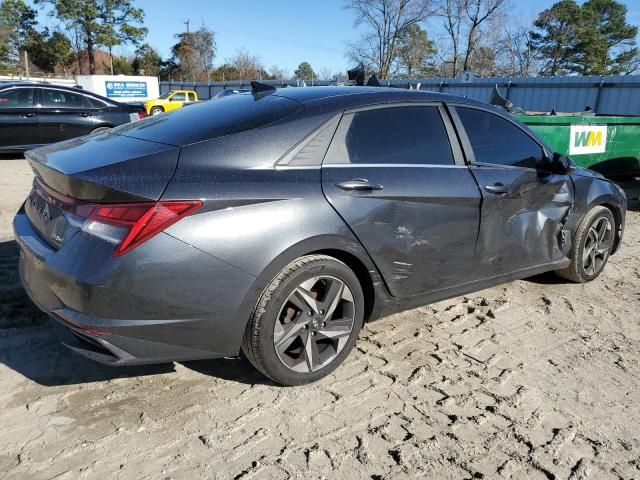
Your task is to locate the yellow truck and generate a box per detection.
[144,90,198,115]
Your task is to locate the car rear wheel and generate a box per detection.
[556,206,615,283]
[150,106,163,115]
[242,255,364,386]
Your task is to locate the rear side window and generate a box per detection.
[456,107,544,169]
[0,88,35,108]
[87,97,109,109]
[188,93,196,101]
[42,89,88,108]
[111,93,304,146]
[325,106,454,165]
[171,92,186,101]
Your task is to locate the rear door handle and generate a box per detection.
[20,113,35,118]
[484,183,510,195]
[79,112,92,117]
[335,178,383,191]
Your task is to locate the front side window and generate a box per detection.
[42,89,88,108]
[456,107,544,169]
[171,92,186,102]
[325,106,454,166]
[0,88,35,108]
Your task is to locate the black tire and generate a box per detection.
[556,206,615,283]
[242,255,364,386]
[90,126,111,135]
[150,106,164,115]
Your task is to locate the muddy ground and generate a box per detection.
[0,158,639,479]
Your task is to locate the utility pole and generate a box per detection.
[184,19,190,33]
[24,51,30,79]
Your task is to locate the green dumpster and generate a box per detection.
[517,114,640,175]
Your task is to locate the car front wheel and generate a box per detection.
[150,106,163,115]
[242,255,364,386]
[556,206,615,283]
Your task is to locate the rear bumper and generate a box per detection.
[14,207,260,365]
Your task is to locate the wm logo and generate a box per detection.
[574,131,603,147]
[570,125,607,155]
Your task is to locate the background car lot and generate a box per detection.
[0,157,639,479]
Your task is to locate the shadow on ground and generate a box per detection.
[0,153,24,160]
[612,175,640,212]
[0,240,46,328]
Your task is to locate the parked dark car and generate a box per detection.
[0,82,146,153]
[14,86,626,385]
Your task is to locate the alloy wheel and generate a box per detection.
[273,275,355,373]
[582,216,612,276]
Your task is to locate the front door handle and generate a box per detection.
[484,183,510,195]
[20,112,35,118]
[79,112,92,117]
[335,178,383,191]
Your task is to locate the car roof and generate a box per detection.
[0,81,117,103]
[271,85,485,109]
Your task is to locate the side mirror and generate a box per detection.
[550,152,576,174]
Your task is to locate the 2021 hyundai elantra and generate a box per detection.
[14,85,626,385]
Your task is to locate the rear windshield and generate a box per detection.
[113,94,303,146]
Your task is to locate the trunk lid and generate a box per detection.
[26,132,180,203]
[24,132,180,250]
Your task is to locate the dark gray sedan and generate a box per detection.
[14,85,626,385]
[0,82,146,153]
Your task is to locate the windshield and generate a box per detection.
[158,92,172,99]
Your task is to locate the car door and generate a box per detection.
[450,105,574,280]
[38,87,99,143]
[166,91,186,111]
[322,104,482,299]
[0,86,40,149]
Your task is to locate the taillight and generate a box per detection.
[32,181,201,255]
[86,201,202,256]
[137,111,147,119]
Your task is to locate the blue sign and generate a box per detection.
[105,81,148,98]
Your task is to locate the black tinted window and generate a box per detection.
[0,88,35,108]
[326,106,453,165]
[42,89,88,108]
[457,107,543,169]
[87,97,108,108]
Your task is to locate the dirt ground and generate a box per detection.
[0,157,639,480]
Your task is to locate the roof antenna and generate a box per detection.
[347,63,366,86]
[366,73,381,87]
[250,81,276,96]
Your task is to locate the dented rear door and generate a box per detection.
[321,104,481,299]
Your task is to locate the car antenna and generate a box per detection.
[250,81,276,96]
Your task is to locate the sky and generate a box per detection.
[30,0,640,75]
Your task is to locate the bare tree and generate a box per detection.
[494,24,536,76]
[436,0,508,77]
[461,0,507,71]
[228,49,263,80]
[345,0,434,79]
[317,67,334,80]
[438,0,465,77]
[268,64,288,81]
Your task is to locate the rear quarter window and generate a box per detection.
[112,94,304,146]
